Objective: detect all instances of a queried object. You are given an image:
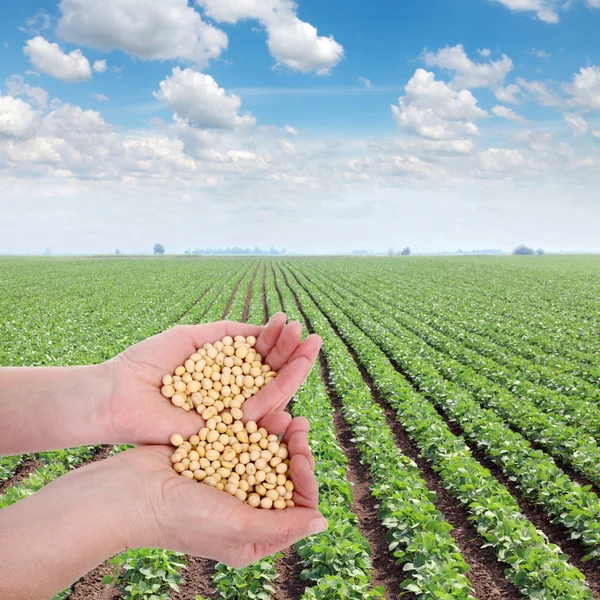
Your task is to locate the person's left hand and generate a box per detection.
[99,313,322,445]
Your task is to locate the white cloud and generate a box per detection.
[24,36,92,83]
[266,18,344,75]
[93,59,107,73]
[491,0,560,23]
[392,69,487,140]
[564,113,588,135]
[592,129,600,141]
[358,77,372,89]
[93,92,109,102]
[491,0,600,21]
[492,105,527,123]
[284,125,298,136]
[530,48,549,58]
[422,44,513,89]
[197,0,343,74]
[20,10,52,35]
[494,84,522,104]
[0,95,38,138]
[479,148,528,171]
[516,77,563,107]
[155,67,256,129]
[478,48,492,57]
[512,129,574,157]
[57,0,228,67]
[5,75,49,108]
[564,66,600,111]
[277,139,296,156]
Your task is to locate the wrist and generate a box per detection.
[83,362,117,444]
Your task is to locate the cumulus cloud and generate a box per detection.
[592,130,600,141]
[422,44,513,90]
[284,125,298,136]
[490,0,560,23]
[197,0,343,74]
[478,48,492,57]
[494,84,522,104]
[490,0,599,21]
[564,66,600,110]
[479,148,529,172]
[358,77,372,89]
[24,36,92,82]
[492,105,527,123]
[564,113,588,135]
[0,95,38,138]
[154,67,256,129]
[57,0,227,67]
[516,77,563,107]
[277,138,296,156]
[392,68,487,140]
[93,93,109,102]
[5,75,49,108]
[93,60,107,73]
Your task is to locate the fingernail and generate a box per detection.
[308,517,328,535]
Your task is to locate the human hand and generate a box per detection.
[110,416,325,566]
[0,417,325,599]
[100,314,322,445]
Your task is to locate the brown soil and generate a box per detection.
[287,267,525,600]
[0,456,43,494]
[171,557,217,600]
[242,264,260,323]
[68,562,121,600]
[273,547,307,600]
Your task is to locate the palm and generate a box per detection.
[117,416,320,566]
[104,315,322,445]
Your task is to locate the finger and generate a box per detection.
[177,321,264,350]
[240,355,313,422]
[255,313,287,358]
[237,504,327,556]
[281,417,309,444]
[257,412,292,437]
[264,321,302,372]
[290,453,319,510]
[241,334,321,422]
[286,427,315,471]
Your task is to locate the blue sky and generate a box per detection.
[0,0,599,253]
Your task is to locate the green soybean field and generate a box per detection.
[1,254,600,600]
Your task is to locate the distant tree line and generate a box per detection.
[388,247,412,256]
[513,245,545,255]
[184,246,287,255]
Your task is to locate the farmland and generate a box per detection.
[1,254,600,600]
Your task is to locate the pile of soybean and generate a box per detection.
[163,335,294,510]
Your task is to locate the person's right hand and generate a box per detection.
[100,416,326,567]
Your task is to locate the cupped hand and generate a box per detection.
[102,314,322,445]
[108,416,326,566]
